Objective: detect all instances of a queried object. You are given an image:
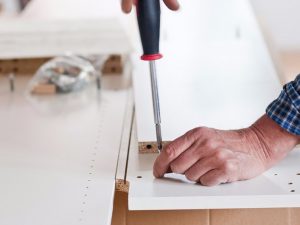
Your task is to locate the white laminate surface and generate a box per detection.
[0,77,129,225]
[127,0,300,211]
[133,0,282,144]
[127,127,300,210]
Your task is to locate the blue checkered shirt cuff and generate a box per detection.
[266,74,300,135]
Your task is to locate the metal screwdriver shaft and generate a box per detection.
[136,0,163,152]
[149,61,162,151]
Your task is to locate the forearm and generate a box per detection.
[250,114,300,167]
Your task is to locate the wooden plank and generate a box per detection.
[133,0,282,152]
[0,76,128,225]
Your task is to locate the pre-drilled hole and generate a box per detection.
[291,190,296,193]
[274,174,278,176]
[289,182,293,185]
[146,145,152,149]
[137,176,142,179]
[297,173,300,176]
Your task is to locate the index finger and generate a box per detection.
[153,129,197,178]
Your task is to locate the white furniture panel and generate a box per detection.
[127,127,300,210]
[133,0,282,145]
[127,0,300,211]
[0,78,129,225]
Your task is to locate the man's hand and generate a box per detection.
[153,115,300,186]
[121,0,180,14]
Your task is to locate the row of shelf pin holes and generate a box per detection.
[79,107,107,223]
[274,173,300,193]
[134,172,300,192]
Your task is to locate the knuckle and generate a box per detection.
[222,161,237,174]
[214,150,227,162]
[193,127,207,136]
[202,139,215,150]
[185,128,200,142]
[185,127,211,144]
[188,127,205,137]
[164,144,177,159]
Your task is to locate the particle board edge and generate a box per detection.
[138,141,171,153]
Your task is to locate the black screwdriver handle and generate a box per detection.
[136,0,163,61]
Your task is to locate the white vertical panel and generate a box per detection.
[0,77,129,225]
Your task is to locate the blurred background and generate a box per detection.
[0,0,299,85]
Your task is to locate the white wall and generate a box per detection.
[251,0,300,51]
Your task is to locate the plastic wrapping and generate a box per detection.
[27,55,98,95]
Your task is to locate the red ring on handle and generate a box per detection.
[141,54,163,61]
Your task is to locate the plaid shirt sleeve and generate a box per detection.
[266,74,300,135]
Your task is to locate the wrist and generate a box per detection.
[249,114,300,165]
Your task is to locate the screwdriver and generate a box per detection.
[136,0,163,152]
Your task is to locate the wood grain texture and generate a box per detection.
[133,0,282,153]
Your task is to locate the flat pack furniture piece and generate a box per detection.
[0,19,131,60]
[0,0,132,60]
[0,75,131,225]
[119,0,300,222]
[0,2,134,225]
